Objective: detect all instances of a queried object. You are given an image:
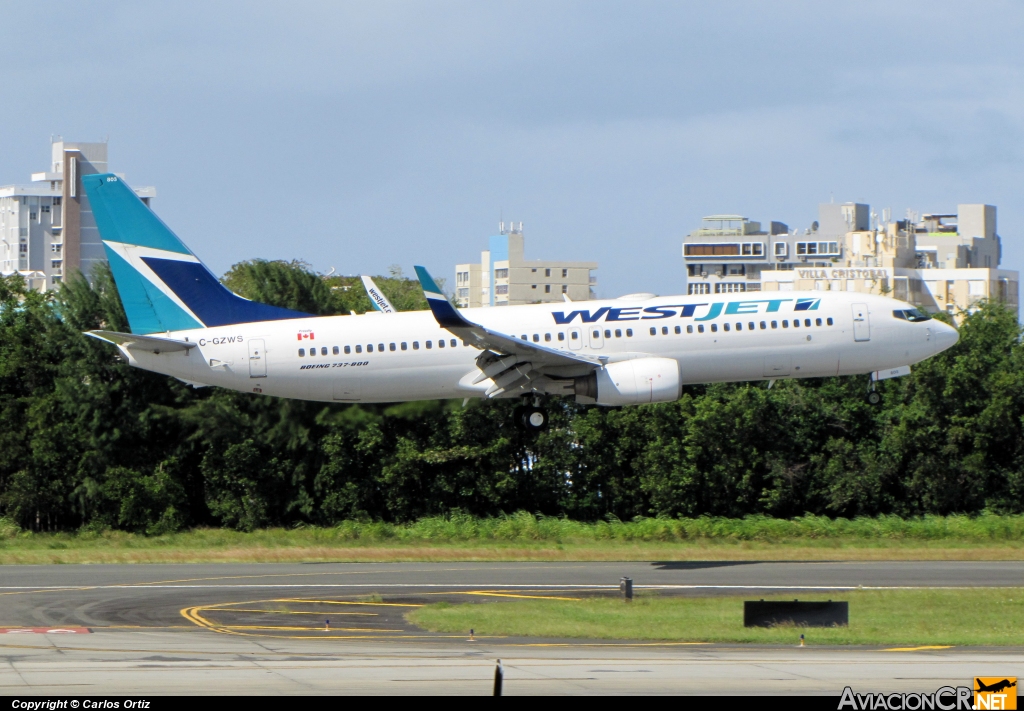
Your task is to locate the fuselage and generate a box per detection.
[120,290,959,404]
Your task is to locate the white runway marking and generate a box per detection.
[0,583,1016,590]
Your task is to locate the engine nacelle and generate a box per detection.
[574,357,681,406]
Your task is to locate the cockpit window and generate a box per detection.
[893,308,932,322]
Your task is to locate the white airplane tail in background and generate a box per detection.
[360,276,395,313]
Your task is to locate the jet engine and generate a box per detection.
[573,357,681,406]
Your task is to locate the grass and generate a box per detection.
[1,512,1023,564]
[407,589,1024,646]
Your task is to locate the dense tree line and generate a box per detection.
[0,261,1021,532]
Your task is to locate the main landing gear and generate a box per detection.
[513,398,549,432]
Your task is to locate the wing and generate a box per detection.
[414,266,601,398]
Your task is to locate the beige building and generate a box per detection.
[759,204,1017,319]
[682,203,1017,319]
[455,223,597,307]
[0,139,154,291]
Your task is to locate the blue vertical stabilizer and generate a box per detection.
[82,174,311,334]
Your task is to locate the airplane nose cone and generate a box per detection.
[935,322,959,352]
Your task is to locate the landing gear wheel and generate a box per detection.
[524,407,548,432]
[866,391,882,406]
[527,407,549,431]
[512,405,530,430]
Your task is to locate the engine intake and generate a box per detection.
[574,357,681,406]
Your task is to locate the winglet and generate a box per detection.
[414,266,467,328]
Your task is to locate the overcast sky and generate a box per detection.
[1,1,1022,297]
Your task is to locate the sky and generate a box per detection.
[1,1,1022,298]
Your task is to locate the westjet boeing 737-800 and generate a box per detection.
[83,173,959,430]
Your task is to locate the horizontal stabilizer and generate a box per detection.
[87,330,196,354]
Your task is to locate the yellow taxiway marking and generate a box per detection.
[181,596,422,638]
[459,591,582,601]
[881,645,954,652]
[209,608,377,616]
[215,625,404,633]
[273,598,422,608]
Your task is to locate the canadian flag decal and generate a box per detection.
[297,331,315,341]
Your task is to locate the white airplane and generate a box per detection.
[84,173,958,431]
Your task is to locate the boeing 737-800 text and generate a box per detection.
[83,173,958,430]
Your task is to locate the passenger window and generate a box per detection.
[390,343,396,351]
[356,345,362,353]
[298,348,305,357]
[592,330,600,338]
[723,323,730,332]
[401,342,407,351]
[438,339,446,348]
[650,327,657,336]
[426,341,433,349]
[310,348,316,356]
[558,332,565,341]
[333,346,340,355]
[698,325,705,333]
[771,321,778,329]
[451,339,457,347]
[748,322,755,330]
[827,317,834,326]
[735,323,742,331]
[413,342,419,350]
[521,335,527,340]
[604,330,611,338]
[804,319,811,327]
[662,326,668,335]
[345,346,351,354]
[544,333,551,342]
[321,347,327,355]
[675,325,681,334]
[532,334,539,342]
[571,332,578,340]
[367,344,374,352]
[793,319,800,328]
[782,320,789,328]
[711,324,718,332]
[378,343,384,352]
[626,329,633,337]
[760,321,766,330]
[687,325,693,334]
[815,318,822,326]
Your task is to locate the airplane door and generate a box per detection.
[248,339,267,378]
[852,303,870,342]
[568,327,583,350]
[588,326,604,349]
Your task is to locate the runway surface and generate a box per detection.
[1,561,1021,695]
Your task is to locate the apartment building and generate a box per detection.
[455,223,597,307]
[0,139,154,291]
[684,203,1018,318]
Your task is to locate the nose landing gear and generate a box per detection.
[866,375,882,406]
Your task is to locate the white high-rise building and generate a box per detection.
[0,139,155,291]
